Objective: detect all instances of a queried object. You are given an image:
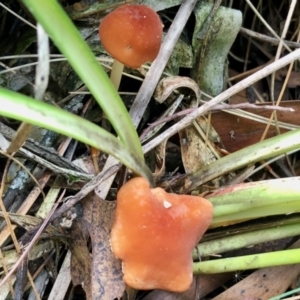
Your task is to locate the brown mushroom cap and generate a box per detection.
[99,4,163,68]
[111,177,213,292]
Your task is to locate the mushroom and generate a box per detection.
[99,4,163,89]
[111,177,213,292]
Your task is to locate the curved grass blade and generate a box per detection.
[209,176,300,226]
[186,129,300,192]
[21,0,144,162]
[193,247,300,274]
[0,87,152,180]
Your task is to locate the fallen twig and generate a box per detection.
[140,103,294,141]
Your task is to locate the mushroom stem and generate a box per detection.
[90,60,123,173]
[110,59,124,90]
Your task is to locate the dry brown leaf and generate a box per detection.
[70,222,92,299]
[179,123,218,174]
[179,116,223,193]
[153,75,222,179]
[212,265,300,300]
[85,194,124,300]
[69,193,124,299]
[212,239,300,300]
[153,140,167,180]
[179,116,221,173]
[211,101,299,153]
[154,76,201,104]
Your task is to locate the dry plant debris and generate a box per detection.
[1,0,300,300]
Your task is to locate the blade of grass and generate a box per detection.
[142,48,300,154]
[192,177,300,275]
[209,177,300,226]
[209,177,300,205]
[21,0,144,163]
[186,129,300,192]
[193,248,300,274]
[0,87,151,180]
[212,202,300,227]
[194,221,300,258]
[269,286,300,300]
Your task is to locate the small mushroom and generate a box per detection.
[111,177,213,292]
[99,4,163,88]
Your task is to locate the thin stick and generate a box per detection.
[240,27,300,49]
[129,0,198,126]
[245,0,293,53]
[140,103,294,141]
[0,2,36,29]
[142,48,300,154]
[0,190,66,289]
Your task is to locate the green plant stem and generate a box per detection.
[212,202,300,227]
[209,177,300,227]
[193,248,300,274]
[186,129,300,191]
[193,222,300,259]
[21,0,144,164]
[209,177,300,205]
[191,178,300,274]
[269,287,300,300]
[0,88,152,180]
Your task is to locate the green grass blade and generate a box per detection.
[21,0,144,162]
[209,177,300,226]
[195,221,300,258]
[0,87,151,179]
[187,129,300,191]
[193,248,300,274]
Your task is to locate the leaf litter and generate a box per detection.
[1,0,300,299]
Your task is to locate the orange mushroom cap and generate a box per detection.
[111,177,213,292]
[99,4,163,68]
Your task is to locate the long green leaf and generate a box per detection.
[186,129,300,191]
[0,88,152,180]
[21,0,143,162]
[209,177,300,226]
[191,177,300,274]
[195,221,300,257]
[193,248,300,274]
